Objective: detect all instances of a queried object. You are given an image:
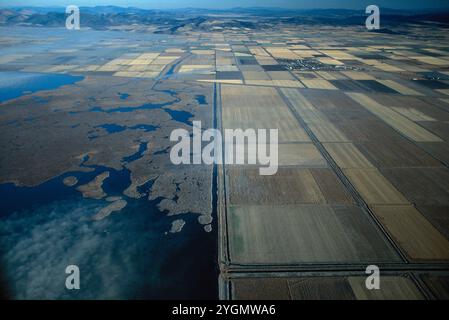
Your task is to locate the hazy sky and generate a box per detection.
[2,0,449,10]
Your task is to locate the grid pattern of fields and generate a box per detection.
[2,23,449,300]
[210,27,449,300]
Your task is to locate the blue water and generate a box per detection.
[195,95,207,105]
[94,123,158,134]
[0,155,131,217]
[0,158,217,299]
[87,95,193,125]
[122,142,148,163]
[164,108,194,125]
[161,56,185,80]
[0,72,84,103]
[97,124,126,133]
[118,93,130,100]
[90,100,172,113]
[165,63,179,77]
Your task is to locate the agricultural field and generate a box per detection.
[1,6,449,300]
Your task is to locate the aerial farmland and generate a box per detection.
[0,4,449,301]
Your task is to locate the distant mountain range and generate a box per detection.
[0,6,448,33]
